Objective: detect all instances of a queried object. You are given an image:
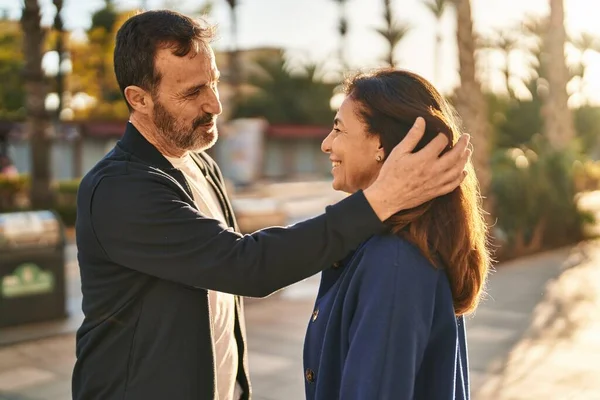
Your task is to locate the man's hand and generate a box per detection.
[363,117,471,221]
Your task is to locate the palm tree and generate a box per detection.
[225,0,241,105]
[480,28,519,99]
[91,0,116,32]
[333,0,349,74]
[570,32,600,101]
[376,0,410,68]
[22,0,53,208]
[233,51,337,125]
[519,15,549,99]
[196,0,214,16]
[543,0,575,150]
[423,0,447,85]
[450,0,492,211]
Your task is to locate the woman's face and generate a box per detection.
[321,97,384,193]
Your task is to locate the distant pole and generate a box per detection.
[53,0,65,122]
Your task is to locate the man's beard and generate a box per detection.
[152,100,218,152]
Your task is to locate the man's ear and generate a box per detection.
[124,86,153,114]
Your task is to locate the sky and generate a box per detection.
[3,0,600,104]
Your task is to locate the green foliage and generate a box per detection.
[55,179,80,194]
[573,160,600,192]
[53,203,77,227]
[573,105,600,156]
[0,174,29,211]
[0,176,79,226]
[54,179,79,223]
[376,0,410,67]
[232,51,337,125]
[91,4,118,33]
[486,89,600,158]
[69,11,133,120]
[491,136,593,258]
[489,97,544,149]
[0,22,25,119]
[422,0,447,19]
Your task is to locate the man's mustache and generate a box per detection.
[193,114,216,129]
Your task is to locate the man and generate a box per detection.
[72,10,471,400]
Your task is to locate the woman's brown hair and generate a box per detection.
[345,68,490,315]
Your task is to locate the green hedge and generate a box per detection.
[0,175,79,227]
[491,137,595,260]
[0,174,29,210]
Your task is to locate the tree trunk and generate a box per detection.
[453,0,492,211]
[386,40,395,68]
[503,48,513,99]
[337,1,349,73]
[227,1,241,108]
[22,0,53,209]
[434,31,442,84]
[53,0,65,120]
[543,0,575,149]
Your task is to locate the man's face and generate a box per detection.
[151,43,222,153]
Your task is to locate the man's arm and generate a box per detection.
[91,118,469,297]
[91,175,383,297]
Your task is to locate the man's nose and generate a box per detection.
[204,88,222,116]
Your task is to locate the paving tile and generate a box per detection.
[0,367,56,392]
[18,379,71,400]
[248,351,294,377]
[0,391,37,400]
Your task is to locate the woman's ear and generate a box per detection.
[375,140,385,162]
[377,139,385,156]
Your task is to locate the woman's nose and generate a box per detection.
[321,132,333,153]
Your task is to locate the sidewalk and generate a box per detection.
[0,240,595,399]
[476,240,600,400]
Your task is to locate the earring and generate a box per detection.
[376,155,383,162]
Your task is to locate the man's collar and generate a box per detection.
[118,121,174,170]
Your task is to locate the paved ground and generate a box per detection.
[477,241,600,400]
[0,240,595,400]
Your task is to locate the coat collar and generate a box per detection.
[117,121,239,230]
[118,121,175,170]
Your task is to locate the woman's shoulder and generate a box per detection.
[345,234,448,306]
[356,234,441,279]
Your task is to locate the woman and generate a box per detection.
[303,69,489,400]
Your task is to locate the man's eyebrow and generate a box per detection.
[179,71,220,97]
[180,83,206,96]
[333,117,343,126]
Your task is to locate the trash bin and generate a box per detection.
[0,210,67,328]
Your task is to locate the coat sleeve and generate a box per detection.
[339,240,437,399]
[88,173,384,297]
